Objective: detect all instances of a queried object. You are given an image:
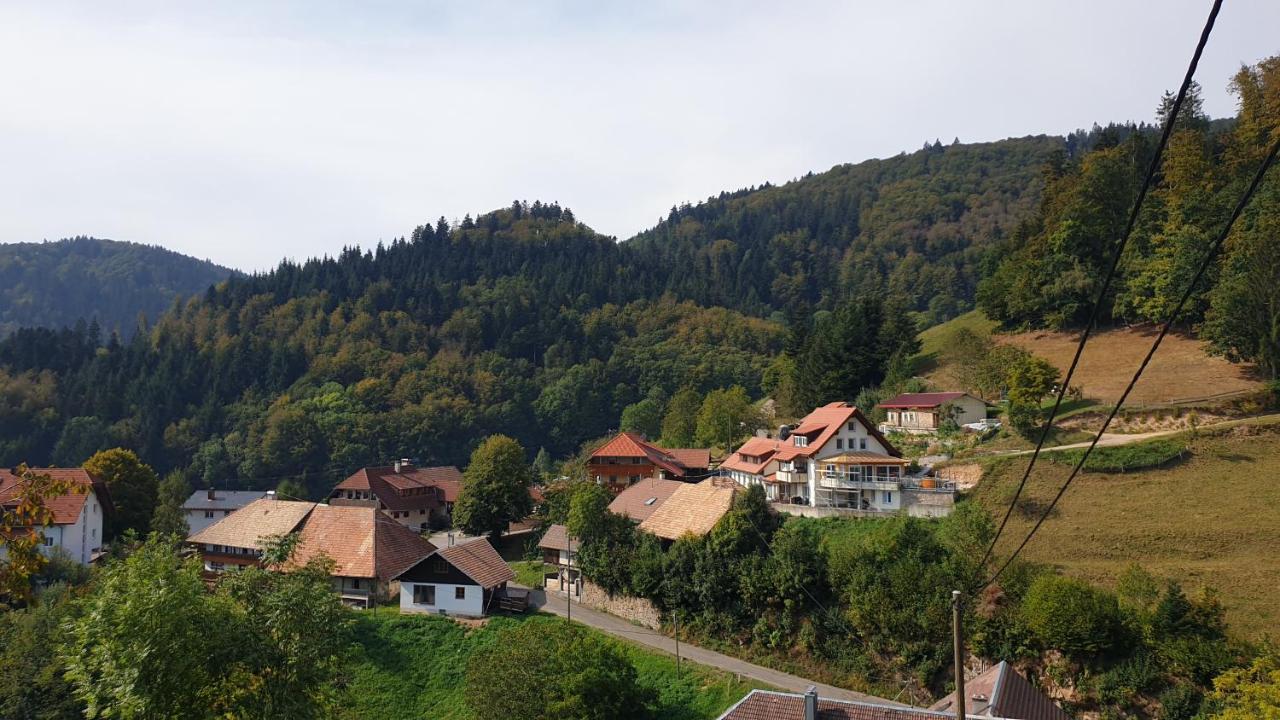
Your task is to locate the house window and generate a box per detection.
[223,510,230,515]
[205,510,215,518]
[836,438,843,449]
[414,585,435,605]
[882,491,893,504]
[631,458,642,464]
[629,475,641,483]
[455,587,466,600]
[847,422,856,431]
[351,579,361,590]
[210,561,224,571]
[859,438,867,450]
[42,535,54,547]
[433,559,448,574]
[793,436,808,447]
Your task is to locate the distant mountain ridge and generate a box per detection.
[0,237,235,337]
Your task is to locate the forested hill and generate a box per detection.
[625,135,1063,323]
[0,237,234,337]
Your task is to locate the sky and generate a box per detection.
[1,1,1277,271]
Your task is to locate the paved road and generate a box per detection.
[520,585,905,707]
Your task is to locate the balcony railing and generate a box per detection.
[818,476,900,491]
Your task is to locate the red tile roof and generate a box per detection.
[332,465,462,511]
[719,690,961,720]
[877,392,974,409]
[777,403,901,461]
[930,662,1070,720]
[0,467,109,525]
[433,539,514,588]
[608,477,685,522]
[290,504,437,582]
[720,436,783,475]
[590,432,710,477]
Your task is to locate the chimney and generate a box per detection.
[265,490,276,500]
[394,459,401,472]
[803,686,818,720]
[207,487,215,501]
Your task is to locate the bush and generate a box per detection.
[1157,683,1203,719]
[1048,438,1187,473]
[1022,575,1128,657]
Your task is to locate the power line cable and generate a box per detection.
[974,0,1224,576]
[981,130,1280,590]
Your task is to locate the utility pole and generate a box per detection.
[566,534,571,625]
[952,590,966,720]
[674,610,681,677]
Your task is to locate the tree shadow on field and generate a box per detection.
[1015,498,1058,520]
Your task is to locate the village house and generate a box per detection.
[637,478,737,542]
[187,497,315,573]
[877,392,987,434]
[328,459,462,531]
[181,488,268,535]
[395,537,515,617]
[720,402,900,505]
[537,523,580,596]
[587,432,710,493]
[0,467,111,565]
[719,664,1070,720]
[607,477,684,523]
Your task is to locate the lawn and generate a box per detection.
[968,428,1280,639]
[509,560,549,589]
[338,612,763,720]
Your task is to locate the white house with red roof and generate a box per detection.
[877,392,987,434]
[0,467,111,565]
[720,402,905,508]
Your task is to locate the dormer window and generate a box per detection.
[793,435,808,447]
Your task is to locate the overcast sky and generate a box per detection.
[2,1,1277,271]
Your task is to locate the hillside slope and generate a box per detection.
[0,237,234,336]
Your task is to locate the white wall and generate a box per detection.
[948,396,988,426]
[399,581,484,617]
[805,418,891,503]
[185,508,234,536]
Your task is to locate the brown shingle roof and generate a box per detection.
[538,523,577,552]
[930,662,1070,720]
[608,477,685,522]
[188,498,316,549]
[638,478,737,540]
[591,432,711,477]
[290,505,437,581]
[332,465,462,510]
[719,690,984,720]
[878,392,974,409]
[0,467,108,525]
[435,539,514,588]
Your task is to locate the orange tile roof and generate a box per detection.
[638,478,737,540]
[769,403,901,462]
[290,504,436,581]
[332,465,461,511]
[590,432,710,477]
[0,467,108,525]
[434,539,514,588]
[720,437,782,475]
[607,477,684,522]
[878,392,973,409]
[188,498,316,549]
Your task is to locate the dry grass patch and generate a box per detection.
[969,431,1280,640]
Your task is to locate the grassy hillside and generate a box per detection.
[916,310,1262,406]
[968,426,1280,639]
[339,612,762,720]
[0,237,233,336]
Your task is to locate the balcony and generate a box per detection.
[818,474,900,492]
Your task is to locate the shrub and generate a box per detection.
[1157,683,1203,720]
[1048,438,1187,473]
[1022,575,1127,657]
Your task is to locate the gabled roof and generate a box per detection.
[590,432,710,477]
[878,392,976,409]
[0,467,109,525]
[181,489,267,512]
[719,689,1010,720]
[771,403,901,461]
[930,662,1070,720]
[538,523,577,553]
[188,498,315,549]
[290,505,436,582]
[720,436,782,476]
[332,464,462,511]
[426,539,514,589]
[608,477,685,522]
[638,478,737,540]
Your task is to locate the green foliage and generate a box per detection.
[83,448,158,538]
[465,620,656,720]
[621,388,667,440]
[51,416,113,467]
[1021,574,1127,657]
[1204,645,1280,719]
[1049,438,1187,473]
[661,387,702,448]
[694,386,761,450]
[793,295,921,410]
[0,586,83,720]
[150,471,191,538]
[275,478,309,502]
[453,435,535,538]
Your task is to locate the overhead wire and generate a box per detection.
[973,0,1224,579]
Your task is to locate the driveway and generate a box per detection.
[518,584,907,707]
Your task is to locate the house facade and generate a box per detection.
[396,538,515,617]
[587,433,710,493]
[0,467,110,565]
[721,402,902,507]
[187,497,315,573]
[877,392,987,434]
[182,489,267,535]
[538,523,580,596]
[328,460,462,531]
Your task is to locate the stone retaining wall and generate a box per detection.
[579,580,662,630]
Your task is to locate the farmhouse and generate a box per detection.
[607,477,684,523]
[188,497,315,573]
[395,538,515,618]
[637,478,737,541]
[0,467,111,565]
[877,392,987,434]
[328,460,462,531]
[182,488,267,535]
[587,432,710,492]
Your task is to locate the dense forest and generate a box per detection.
[0,57,1276,492]
[0,237,234,338]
